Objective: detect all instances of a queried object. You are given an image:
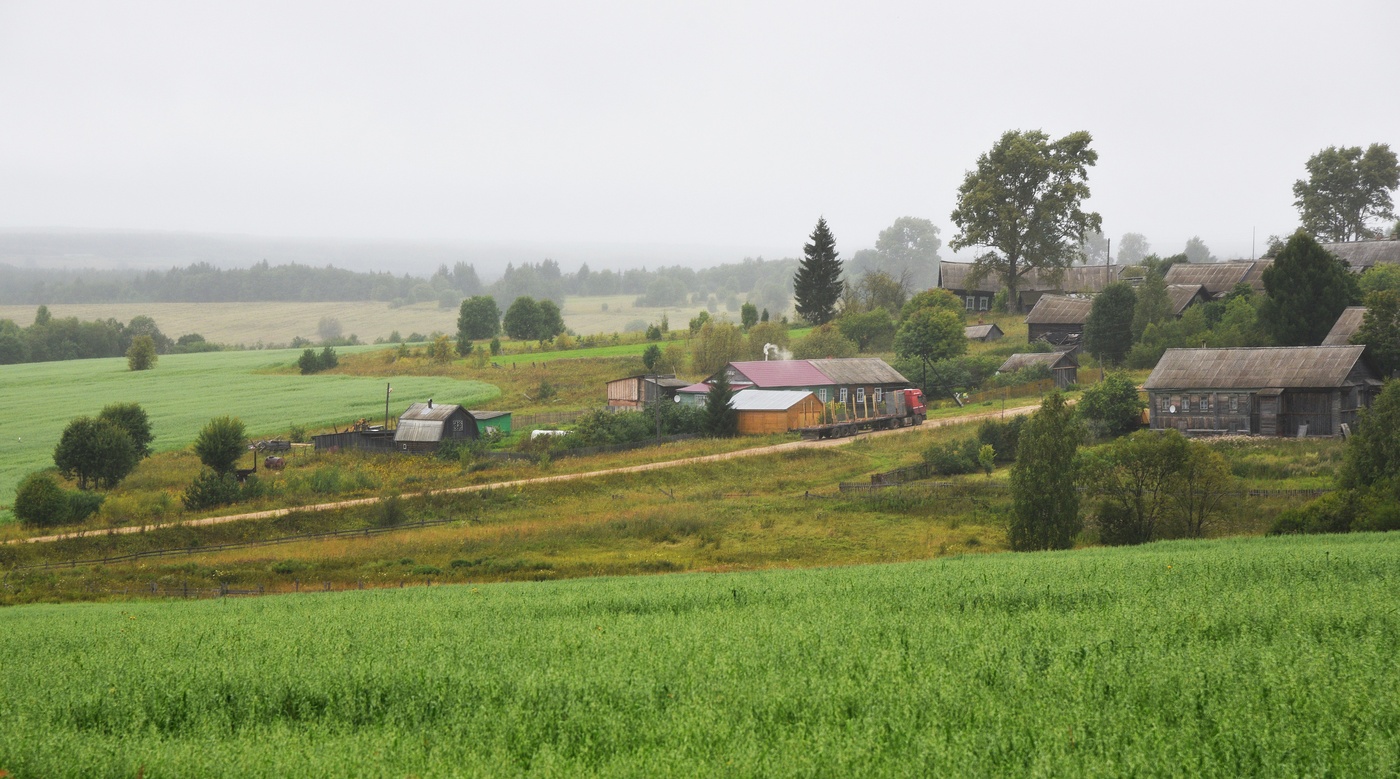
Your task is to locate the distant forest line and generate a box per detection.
[0,257,800,316]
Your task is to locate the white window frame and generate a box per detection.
[979,297,990,311]
[856,387,866,404]
[839,387,849,403]
[874,388,883,405]
[965,296,975,310]
[818,388,827,402]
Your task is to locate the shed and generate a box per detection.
[1320,239,1400,272]
[1166,284,1212,316]
[730,390,824,435]
[605,374,690,409]
[1024,295,1092,345]
[1142,346,1380,437]
[1322,307,1367,346]
[965,323,1004,342]
[471,410,513,435]
[394,401,478,453]
[997,351,1079,389]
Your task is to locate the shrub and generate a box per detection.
[922,437,982,476]
[1077,373,1145,439]
[1269,491,1358,535]
[183,469,242,511]
[977,416,1026,463]
[14,472,71,527]
[194,416,247,475]
[67,489,105,522]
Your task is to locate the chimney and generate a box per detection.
[428,398,433,408]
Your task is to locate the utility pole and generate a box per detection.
[384,383,392,431]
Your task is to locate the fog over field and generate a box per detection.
[1,1,1397,276]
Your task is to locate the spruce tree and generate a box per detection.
[794,217,843,326]
[1084,281,1136,366]
[1259,230,1361,346]
[703,371,739,438]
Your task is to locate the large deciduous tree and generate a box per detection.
[53,417,138,490]
[1009,392,1083,551]
[98,402,153,459]
[1083,282,1136,366]
[1117,233,1150,266]
[194,415,247,475]
[950,129,1103,312]
[502,297,543,341]
[894,308,967,390]
[1085,429,1190,546]
[1259,231,1360,346]
[456,295,501,349]
[793,217,843,325]
[873,216,941,290]
[1293,143,1400,242]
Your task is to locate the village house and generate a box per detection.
[940,261,1125,311]
[677,358,911,418]
[1142,346,1380,437]
[997,351,1078,389]
[393,400,479,453]
[1024,295,1092,347]
[1321,239,1400,272]
[605,374,690,409]
[1163,260,1272,298]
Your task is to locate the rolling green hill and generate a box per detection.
[2,532,1397,776]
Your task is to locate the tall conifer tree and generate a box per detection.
[794,217,843,326]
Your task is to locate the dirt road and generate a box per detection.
[13,403,1042,545]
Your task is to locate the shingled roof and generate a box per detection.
[1143,346,1373,390]
[808,358,909,385]
[1164,261,1272,296]
[1024,295,1093,325]
[1322,307,1367,346]
[1321,240,1400,271]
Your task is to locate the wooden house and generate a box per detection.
[679,358,911,418]
[1166,284,1211,316]
[1024,295,1092,347]
[606,374,690,409]
[1321,239,1400,272]
[965,323,1004,342]
[1163,260,1272,298]
[1142,346,1380,437]
[940,261,1125,311]
[731,390,824,434]
[997,351,1079,389]
[394,400,478,453]
[1322,307,1367,346]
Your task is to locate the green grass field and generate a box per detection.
[0,347,496,518]
[2,531,1397,777]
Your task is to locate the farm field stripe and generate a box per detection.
[12,403,1042,545]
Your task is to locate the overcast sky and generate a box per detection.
[1,0,1397,270]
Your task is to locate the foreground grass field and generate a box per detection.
[0,348,496,518]
[2,531,1397,777]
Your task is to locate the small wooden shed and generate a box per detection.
[998,352,1079,389]
[606,374,690,409]
[471,410,513,435]
[1142,346,1380,437]
[1024,295,1092,346]
[731,390,824,435]
[394,401,478,453]
[965,323,1004,342]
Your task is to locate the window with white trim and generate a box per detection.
[819,388,827,402]
[979,297,990,311]
[839,387,848,403]
[874,388,883,404]
[856,387,866,404]
[965,296,975,310]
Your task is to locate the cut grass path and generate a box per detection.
[13,403,1042,545]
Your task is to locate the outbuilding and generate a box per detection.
[471,410,513,436]
[394,400,478,453]
[965,323,1004,342]
[1024,295,1092,347]
[997,351,1079,389]
[605,374,691,409]
[1143,346,1380,437]
[731,390,825,435]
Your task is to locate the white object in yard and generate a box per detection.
[530,429,571,440]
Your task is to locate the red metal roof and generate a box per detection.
[727,360,831,387]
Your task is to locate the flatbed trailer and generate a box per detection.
[795,388,926,440]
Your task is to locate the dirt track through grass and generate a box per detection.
[14,403,1041,545]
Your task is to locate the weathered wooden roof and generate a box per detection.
[809,358,910,385]
[998,352,1077,372]
[399,402,463,422]
[1321,239,1400,271]
[964,323,1003,339]
[470,410,511,421]
[1143,346,1372,390]
[1166,284,1209,316]
[939,261,1123,295]
[395,402,471,443]
[1024,295,1092,325]
[730,389,818,411]
[1322,307,1367,346]
[1164,261,1272,295]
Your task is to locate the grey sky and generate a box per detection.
[1,0,1397,270]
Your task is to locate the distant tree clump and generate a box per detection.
[53,417,139,490]
[194,416,247,475]
[1293,143,1400,242]
[836,308,896,353]
[691,320,745,376]
[126,335,157,371]
[1084,430,1190,546]
[793,217,843,325]
[1083,282,1136,366]
[298,346,338,374]
[1259,231,1360,346]
[1117,233,1150,266]
[503,296,566,342]
[457,295,502,348]
[792,323,858,361]
[740,302,759,330]
[1009,392,1083,551]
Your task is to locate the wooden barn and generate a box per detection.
[394,400,478,453]
[1322,307,1367,346]
[1167,284,1211,316]
[731,389,824,435]
[1143,346,1380,437]
[1163,260,1272,298]
[997,351,1079,389]
[965,323,1004,342]
[1024,295,1092,347]
[606,374,690,409]
[1321,239,1400,272]
[940,261,1125,311]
